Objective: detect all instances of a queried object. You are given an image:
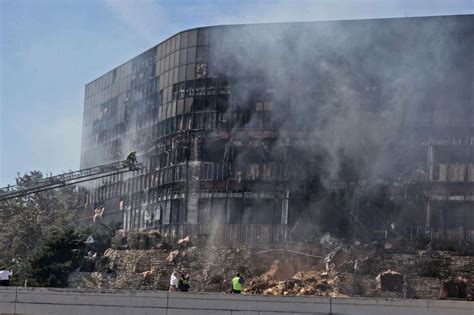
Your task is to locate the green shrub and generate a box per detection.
[18,228,85,287]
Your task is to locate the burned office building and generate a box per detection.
[79,15,474,240]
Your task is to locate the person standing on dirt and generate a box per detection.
[169,271,179,292]
[232,272,244,294]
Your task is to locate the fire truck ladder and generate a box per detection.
[0,160,144,201]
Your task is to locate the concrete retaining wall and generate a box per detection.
[0,287,472,315]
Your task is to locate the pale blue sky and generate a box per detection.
[1,0,473,186]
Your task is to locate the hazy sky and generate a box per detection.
[0,0,473,186]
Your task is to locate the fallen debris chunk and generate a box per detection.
[329,291,349,298]
[165,250,180,264]
[141,270,153,279]
[376,270,404,292]
[438,277,468,300]
[383,241,393,250]
[177,235,190,245]
[93,206,105,222]
[320,233,334,248]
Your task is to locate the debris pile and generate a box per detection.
[68,232,474,300]
[247,269,347,297]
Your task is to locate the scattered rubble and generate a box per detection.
[68,235,474,301]
[177,236,190,245]
[247,268,344,297]
[165,250,180,264]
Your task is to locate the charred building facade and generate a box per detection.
[80,15,474,240]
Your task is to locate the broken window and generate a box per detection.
[448,164,466,182]
[166,86,173,103]
[176,82,185,99]
[469,163,474,182]
[438,164,448,181]
[196,198,209,224]
[196,63,207,79]
[193,113,205,130]
[176,99,184,115]
[184,98,193,114]
[170,199,179,223]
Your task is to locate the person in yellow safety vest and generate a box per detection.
[232,272,244,294]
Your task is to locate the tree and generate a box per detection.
[0,171,124,287]
[16,227,85,287]
[0,171,79,266]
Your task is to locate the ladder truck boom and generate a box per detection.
[0,160,143,201]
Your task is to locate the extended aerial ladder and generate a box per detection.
[0,160,144,201]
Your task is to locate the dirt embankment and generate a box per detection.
[68,233,474,301]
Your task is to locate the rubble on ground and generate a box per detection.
[245,267,345,297]
[68,234,474,301]
[177,236,190,245]
[165,250,180,264]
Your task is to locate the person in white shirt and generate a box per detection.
[0,267,12,286]
[169,271,178,292]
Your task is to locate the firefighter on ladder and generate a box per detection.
[125,150,137,170]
